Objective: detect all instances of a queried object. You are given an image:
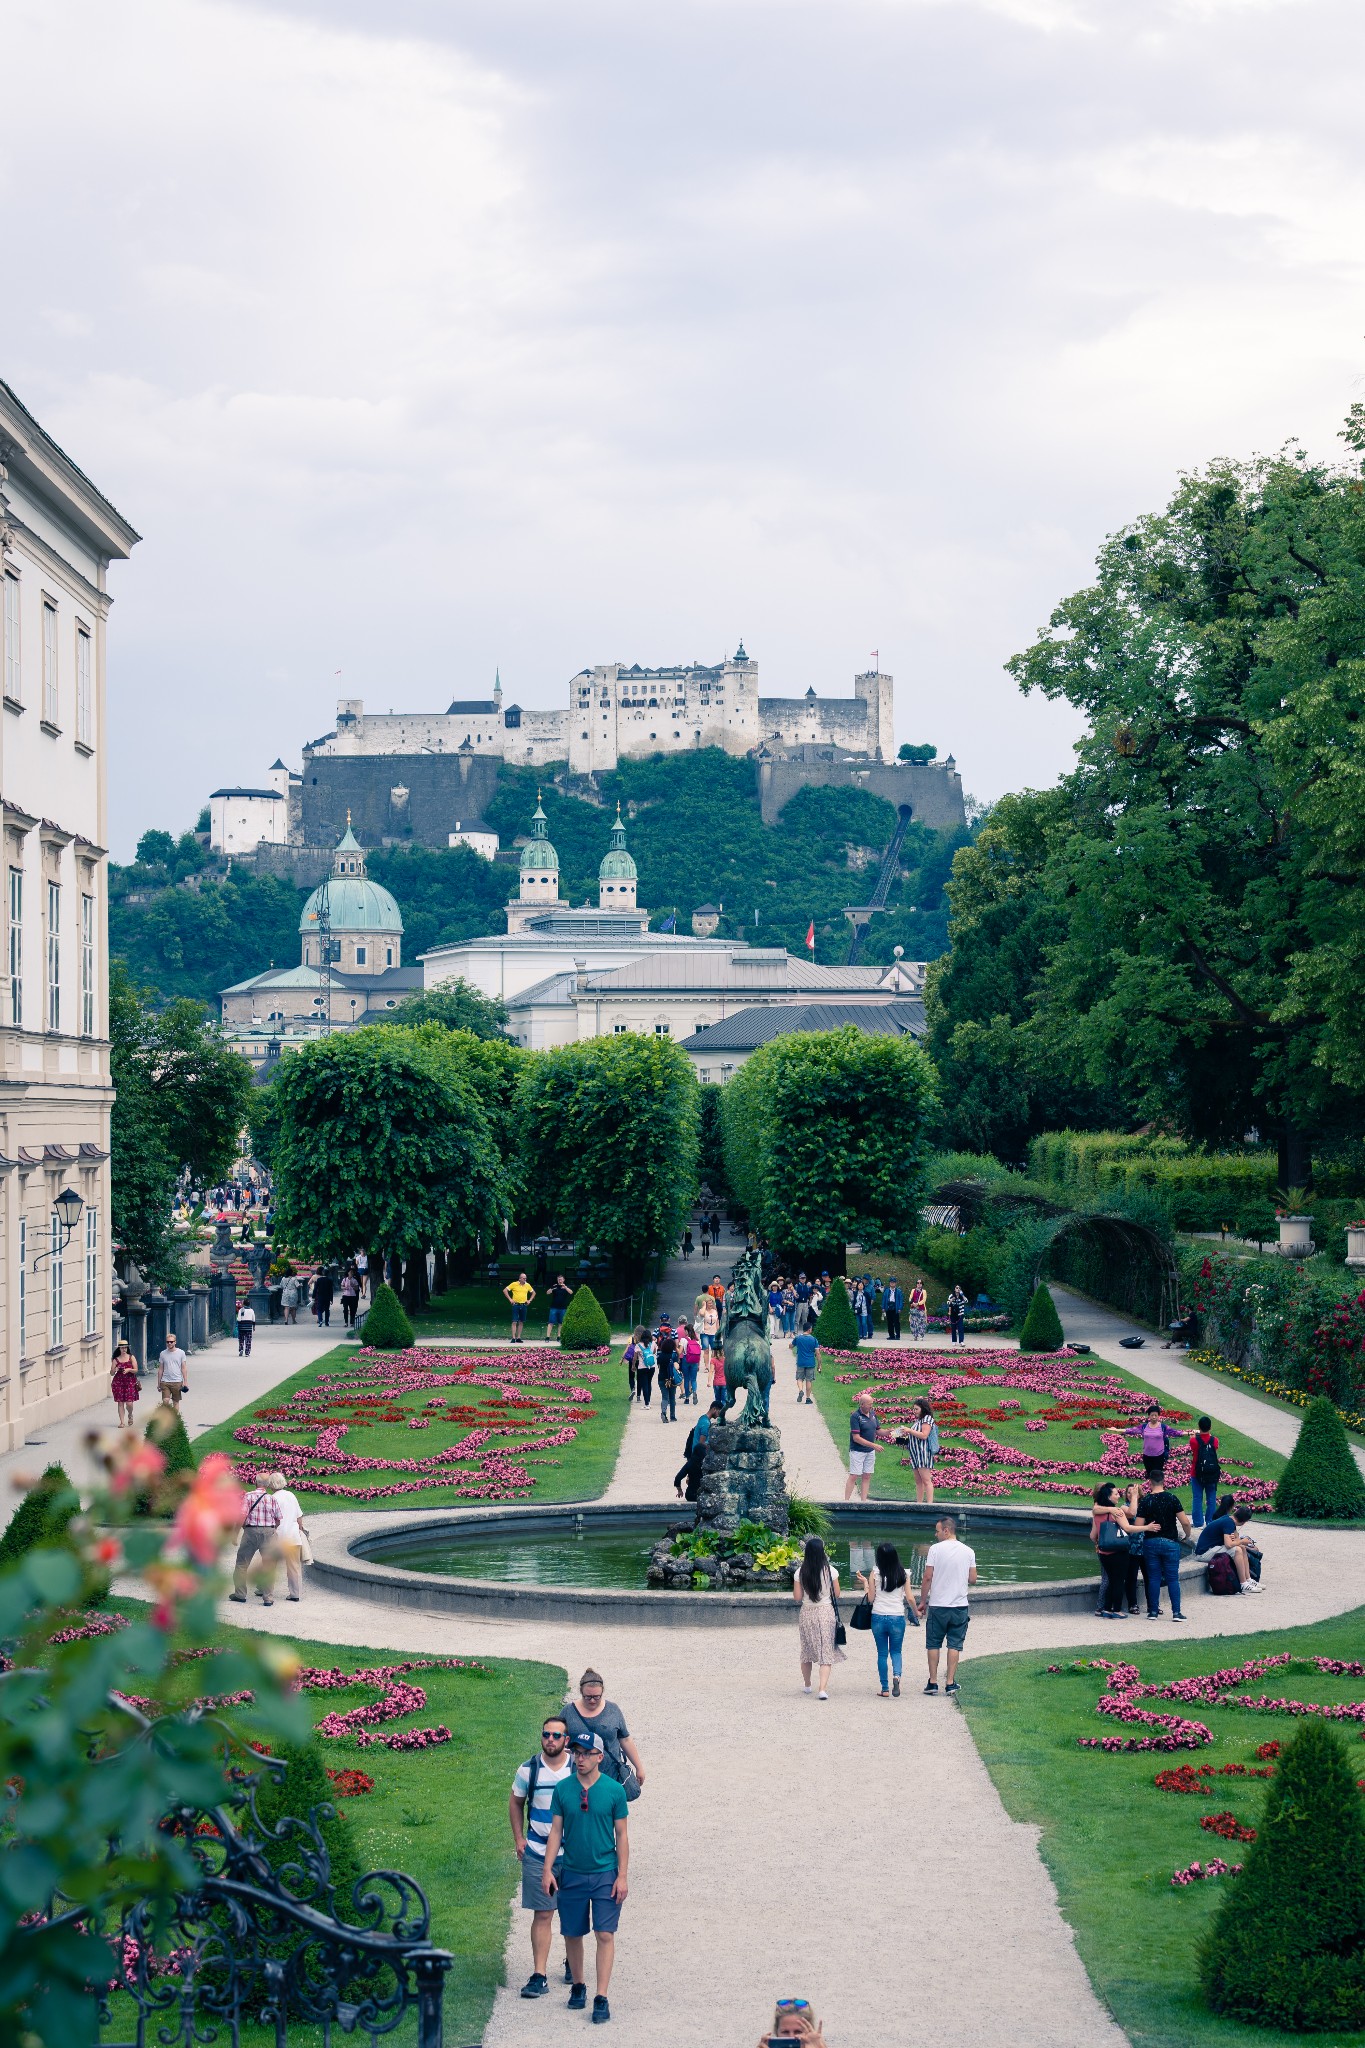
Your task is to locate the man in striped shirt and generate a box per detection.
[509,1715,573,1998]
[229,1480,281,1605]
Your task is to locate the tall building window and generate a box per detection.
[41,601,58,724]
[17,1217,25,1354]
[76,627,92,746]
[46,882,60,1031]
[2,572,19,703]
[7,867,21,1028]
[49,1214,63,1346]
[80,893,94,1036]
[84,1205,98,1334]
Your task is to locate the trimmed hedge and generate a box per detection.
[0,1463,78,1566]
[1199,1719,1365,2028]
[560,1284,610,1351]
[1018,1281,1064,1353]
[814,1277,859,1350]
[360,1281,415,1351]
[146,1403,197,1476]
[1029,1131,1281,1230]
[1273,1396,1365,1519]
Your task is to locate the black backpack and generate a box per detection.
[1194,1435,1220,1481]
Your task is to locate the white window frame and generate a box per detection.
[49,1214,63,1346]
[41,600,58,725]
[75,625,92,746]
[8,866,21,1028]
[17,1217,25,1353]
[2,571,19,704]
[84,1205,98,1334]
[46,881,60,1032]
[654,1020,670,1037]
[80,892,95,1036]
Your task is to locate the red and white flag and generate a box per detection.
[805,920,815,952]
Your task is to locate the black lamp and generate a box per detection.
[33,1186,84,1267]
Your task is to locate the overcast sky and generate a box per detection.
[5,0,1364,856]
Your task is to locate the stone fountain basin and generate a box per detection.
[310,1500,1209,1628]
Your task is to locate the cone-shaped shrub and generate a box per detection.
[814,1276,859,1350]
[1018,1281,1064,1353]
[0,1463,77,1565]
[360,1281,414,1351]
[146,1402,197,1475]
[1199,1719,1365,2028]
[560,1285,610,1351]
[1274,1395,1365,1519]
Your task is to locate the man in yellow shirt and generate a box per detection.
[504,1272,537,1344]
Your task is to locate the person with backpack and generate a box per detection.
[905,1397,938,1505]
[623,1328,643,1400]
[1188,1416,1222,1526]
[1091,1480,1146,1618]
[1128,1402,1177,1482]
[634,1332,656,1408]
[656,1324,679,1423]
[510,1713,575,1999]
[680,1324,702,1406]
[1201,1503,1264,1595]
[561,1669,645,1799]
[674,1407,717,1500]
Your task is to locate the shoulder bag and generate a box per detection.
[850,1591,874,1630]
[1096,1515,1127,1553]
[829,1575,847,1647]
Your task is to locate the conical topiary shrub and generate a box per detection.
[0,1463,77,1566]
[146,1402,197,1476]
[1018,1281,1064,1353]
[1274,1394,1365,1519]
[814,1276,859,1350]
[560,1285,610,1351]
[1199,1718,1365,2028]
[360,1280,414,1351]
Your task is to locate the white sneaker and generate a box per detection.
[803,1684,812,1694]
[1241,1581,1264,1593]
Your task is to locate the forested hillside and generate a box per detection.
[111,750,972,1007]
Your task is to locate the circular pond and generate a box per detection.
[374,1514,1092,1592]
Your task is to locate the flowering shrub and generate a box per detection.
[228,1344,607,1504]
[821,1347,1277,1505]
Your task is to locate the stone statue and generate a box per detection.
[724,1246,774,1428]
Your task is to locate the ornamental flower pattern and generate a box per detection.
[1071,1655,1365,1752]
[228,1343,606,1504]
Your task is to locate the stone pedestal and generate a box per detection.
[695,1421,789,1537]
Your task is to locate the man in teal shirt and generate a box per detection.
[543,1731,630,2024]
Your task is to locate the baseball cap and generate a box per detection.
[567,1730,603,1754]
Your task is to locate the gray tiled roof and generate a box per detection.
[678,1000,926,1052]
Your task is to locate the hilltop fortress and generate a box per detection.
[209,646,965,863]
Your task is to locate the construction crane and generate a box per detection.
[844,804,913,965]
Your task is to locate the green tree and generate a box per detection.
[1273,1394,1365,1518]
[1017,1281,1064,1353]
[110,964,254,1278]
[268,1025,507,1268]
[390,980,509,1039]
[721,1027,938,1262]
[0,1464,77,1566]
[516,1035,699,1266]
[1199,1718,1365,2028]
[365,843,515,956]
[559,1284,611,1350]
[813,1276,859,1349]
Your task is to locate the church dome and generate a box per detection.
[521,799,559,873]
[598,804,637,881]
[299,823,403,935]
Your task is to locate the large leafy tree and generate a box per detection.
[267,1025,508,1265]
[389,979,509,1039]
[110,964,254,1277]
[721,1026,938,1261]
[1005,445,1365,1186]
[515,1035,699,1266]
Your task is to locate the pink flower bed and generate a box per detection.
[114,1650,485,1753]
[823,1347,1277,1506]
[1071,1654,1365,1753]
[1171,1858,1242,1887]
[229,1344,607,1504]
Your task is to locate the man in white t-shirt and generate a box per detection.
[508,1714,574,2000]
[157,1337,188,1408]
[918,1513,978,1698]
[269,1471,308,1601]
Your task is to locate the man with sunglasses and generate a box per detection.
[542,1730,630,2025]
[509,1715,574,1998]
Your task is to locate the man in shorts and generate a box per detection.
[503,1271,536,1343]
[845,1390,879,1501]
[509,1713,574,1998]
[545,1274,573,1342]
[918,1512,977,1697]
[543,1730,629,2025]
[792,1327,819,1405]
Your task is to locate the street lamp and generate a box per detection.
[33,1186,84,1267]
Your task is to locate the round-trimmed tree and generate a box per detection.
[1274,1395,1365,1519]
[360,1282,415,1351]
[1199,1718,1365,2028]
[560,1285,610,1351]
[814,1277,859,1351]
[1018,1281,1064,1353]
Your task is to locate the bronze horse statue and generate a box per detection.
[723,1246,774,1428]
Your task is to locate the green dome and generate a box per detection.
[599,805,637,881]
[299,876,403,935]
[520,798,559,873]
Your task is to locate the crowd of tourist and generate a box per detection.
[1090,1411,1264,1617]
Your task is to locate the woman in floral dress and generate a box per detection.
[111,1339,140,1426]
[792,1536,846,1699]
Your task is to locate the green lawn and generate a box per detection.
[809,1344,1285,1510]
[191,1341,632,1511]
[961,1607,1365,2048]
[415,1280,655,1341]
[99,1601,564,2047]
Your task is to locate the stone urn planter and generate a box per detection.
[1346,1224,1365,1269]
[1278,1214,1314,1255]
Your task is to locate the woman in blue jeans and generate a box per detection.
[1137,1482,1194,1619]
[858,1542,920,1697]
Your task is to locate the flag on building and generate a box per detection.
[659,912,676,933]
[805,920,815,951]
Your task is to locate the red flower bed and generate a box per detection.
[1200,1810,1257,1842]
[325,1767,375,1796]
